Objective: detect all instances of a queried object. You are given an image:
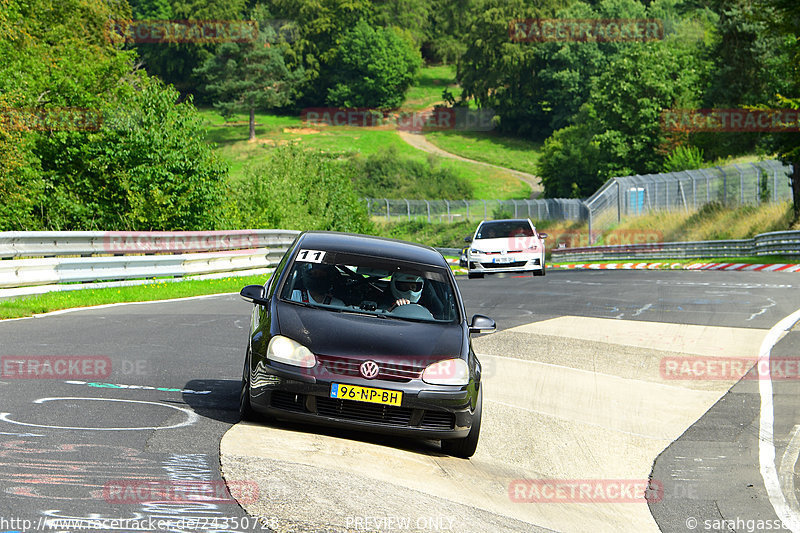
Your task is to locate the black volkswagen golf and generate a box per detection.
[239,231,495,458]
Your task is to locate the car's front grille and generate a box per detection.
[316,397,412,426]
[420,410,455,430]
[316,354,425,382]
[480,261,528,269]
[270,391,306,412]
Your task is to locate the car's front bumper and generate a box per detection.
[467,253,544,274]
[249,363,478,440]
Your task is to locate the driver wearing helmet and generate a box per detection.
[386,272,425,310]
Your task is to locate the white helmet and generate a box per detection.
[390,273,424,303]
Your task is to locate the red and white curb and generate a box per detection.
[553,263,800,272]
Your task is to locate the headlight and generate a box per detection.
[266,336,316,368]
[422,359,469,386]
[470,248,483,254]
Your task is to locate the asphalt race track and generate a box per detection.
[1,269,799,533]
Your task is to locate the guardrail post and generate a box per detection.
[752,163,761,204]
[445,199,450,220]
[464,200,469,220]
[384,198,390,221]
[616,179,621,222]
[734,164,744,205]
[512,199,518,218]
[424,200,431,223]
[405,199,411,221]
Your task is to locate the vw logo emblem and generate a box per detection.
[360,360,379,379]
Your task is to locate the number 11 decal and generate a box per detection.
[296,249,326,263]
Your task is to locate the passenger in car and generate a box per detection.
[291,263,345,306]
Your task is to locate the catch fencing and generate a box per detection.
[365,198,586,223]
[584,160,793,238]
[366,160,793,241]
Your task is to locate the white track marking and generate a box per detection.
[759,308,800,532]
[0,397,198,431]
[779,425,800,517]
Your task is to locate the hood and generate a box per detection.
[276,301,464,362]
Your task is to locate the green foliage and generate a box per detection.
[195,5,303,139]
[326,20,421,109]
[372,0,430,48]
[265,0,374,106]
[663,145,706,172]
[350,146,473,199]
[35,78,229,230]
[129,0,247,97]
[234,145,373,233]
[537,122,602,198]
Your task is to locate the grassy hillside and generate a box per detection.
[200,64,536,200]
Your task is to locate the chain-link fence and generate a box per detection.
[365,160,794,235]
[584,160,793,238]
[365,198,587,222]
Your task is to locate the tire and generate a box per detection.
[441,387,482,458]
[239,348,256,421]
[468,272,484,279]
[533,262,546,276]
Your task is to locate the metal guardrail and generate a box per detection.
[0,230,300,297]
[551,230,800,261]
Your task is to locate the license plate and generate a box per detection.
[493,256,513,263]
[330,383,402,406]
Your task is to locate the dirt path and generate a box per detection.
[397,130,543,199]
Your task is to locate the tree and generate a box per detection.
[757,0,800,223]
[325,20,421,109]
[195,6,303,140]
[264,0,374,106]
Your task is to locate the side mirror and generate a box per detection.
[469,314,496,334]
[240,285,269,306]
[464,235,473,243]
[539,233,548,239]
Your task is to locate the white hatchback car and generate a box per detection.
[465,219,547,279]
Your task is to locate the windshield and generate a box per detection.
[475,221,535,240]
[278,249,460,323]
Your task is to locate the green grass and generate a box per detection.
[403,64,457,111]
[199,108,531,199]
[424,130,543,176]
[0,276,270,320]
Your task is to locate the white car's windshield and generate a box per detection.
[476,221,535,239]
[279,250,460,323]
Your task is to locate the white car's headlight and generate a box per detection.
[267,336,316,368]
[470,249,484,254]
[422,358,469,386]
